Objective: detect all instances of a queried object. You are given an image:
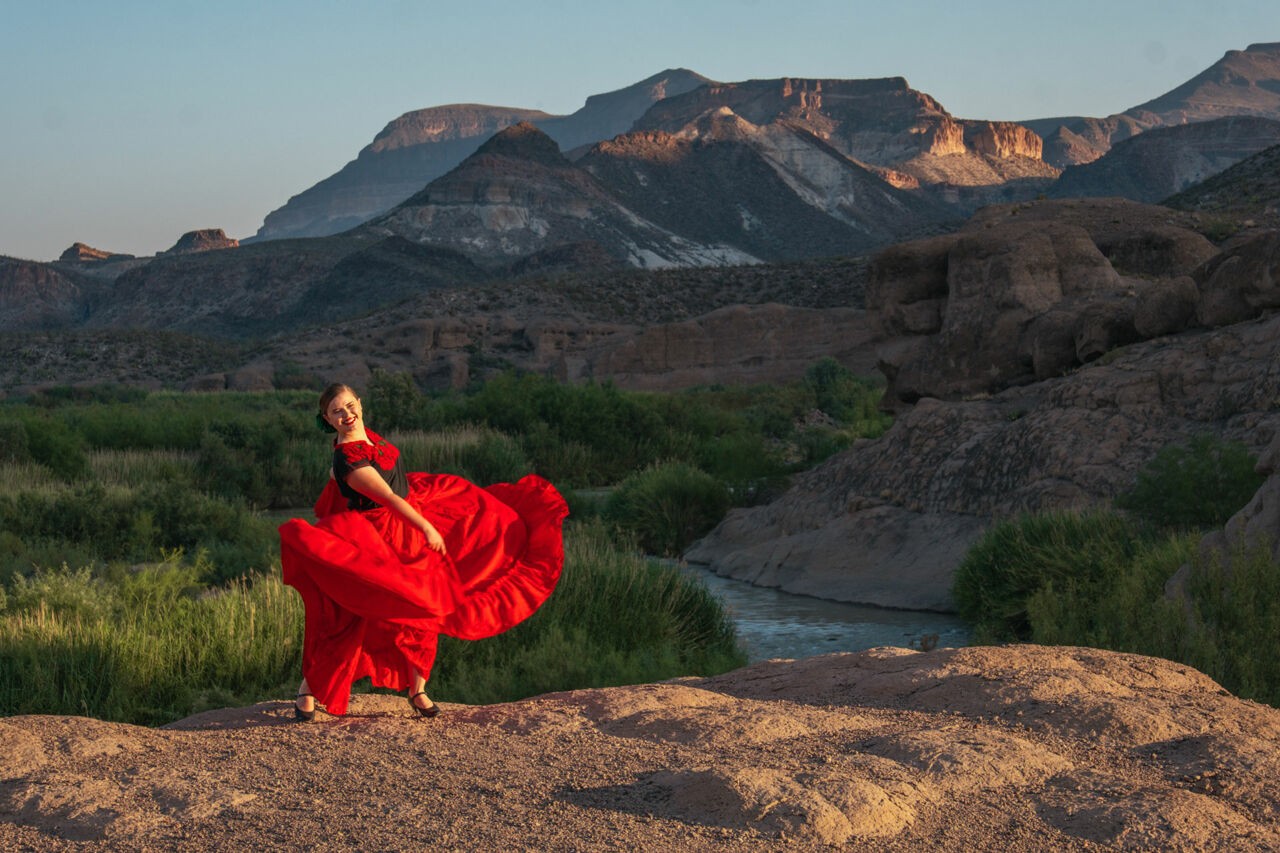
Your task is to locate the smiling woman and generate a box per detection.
[278,382,569,721]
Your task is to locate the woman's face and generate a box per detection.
[324,389,363,436]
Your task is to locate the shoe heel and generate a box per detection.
[294,693,316,722]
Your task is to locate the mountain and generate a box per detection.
[578,109,952,259]
[0,256,99,330]
[250,70,711,242]
[1165,141,1280,225]
[1048,116,1280,203]
[363,122,761,267]
[631,76,1058,209]
[1024,42,1280,168]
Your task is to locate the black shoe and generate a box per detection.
[409,691,440,718]
[295,692,316,722]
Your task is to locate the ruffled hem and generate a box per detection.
[279,473,567,715]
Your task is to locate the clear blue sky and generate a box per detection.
[2,0,1278,262]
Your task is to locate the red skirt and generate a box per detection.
[278,473,567,715]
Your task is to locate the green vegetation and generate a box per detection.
[953,435,1279,706]
[1115,434,1264,530]
[0,362,886,724]
[0,524,743,725]
[603,462,731,556]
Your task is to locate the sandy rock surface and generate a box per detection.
[3,645,1278,851]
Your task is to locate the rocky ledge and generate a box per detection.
[2,646,1277,850]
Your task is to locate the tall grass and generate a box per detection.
[0,555,303,725]
[0,522,746,724]
[88,449,198,488]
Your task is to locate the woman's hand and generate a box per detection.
[422,521,448,555]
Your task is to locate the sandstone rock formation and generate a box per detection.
[633,76,1059,210]
[1195,229,1280,326]
[57,242,135,264]
[687,310,1280,611]
[868,199,1218,408]
[160,228,239,255]
[2,646,1277,849]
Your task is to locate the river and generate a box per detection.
[681,564,971,662]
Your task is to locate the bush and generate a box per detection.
[1175,543,1280,706]
[0,482,276,584]
[952,510,1148,642]
[1117,435,1263,530]
[604,462,731,556]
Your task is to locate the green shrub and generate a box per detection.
[7,565,115,621]
[460,432,532,485]
[1174,543,1280,706]
[0,482,276,584]
[1023,532,1195,649]
[952,510,1148,642]
[604,462,731,556]
[1117,435,1263,530]
[17,414,89,480]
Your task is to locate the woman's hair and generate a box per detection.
[318,383,356,418]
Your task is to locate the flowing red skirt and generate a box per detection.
[278,473,567,715]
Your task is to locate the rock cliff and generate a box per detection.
[0,257,96,331]
[869,199,1218,407]
[687,310,1280,611]
[161,228,239,255]
[688,200,1280,611]
[632,76,1058,205]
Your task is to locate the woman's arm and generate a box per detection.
[344,466,447,555]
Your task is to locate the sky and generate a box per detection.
[2,0,1278,262]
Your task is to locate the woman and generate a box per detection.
[279,383,567,720]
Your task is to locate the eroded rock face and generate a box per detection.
[161,229,239,255]
[263,303,876,394]
[586,304,879,389]
[1196,229,1280,326]
[57,242,135,264]
[869,200,1222,408]
[687,314,1280,611]
[0,258,91,330]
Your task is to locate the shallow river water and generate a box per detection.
[682,564,971,663]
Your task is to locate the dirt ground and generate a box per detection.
[3,644,1278,851]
